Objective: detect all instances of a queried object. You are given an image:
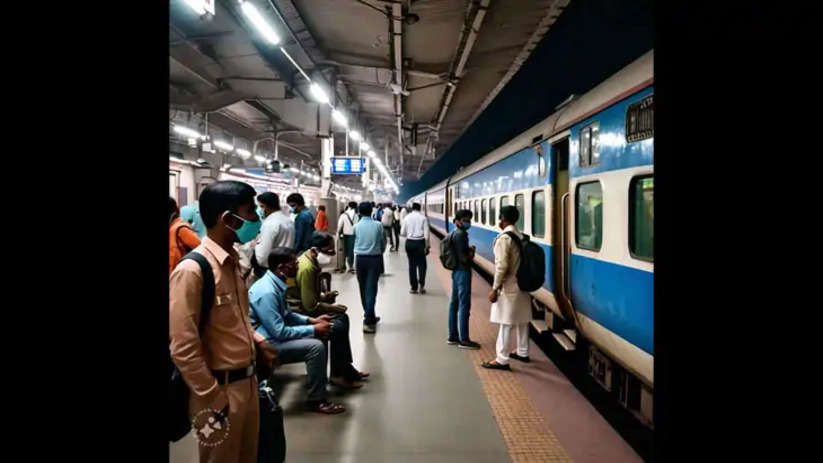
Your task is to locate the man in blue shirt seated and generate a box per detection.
[353,202,386,333]
[249,247,358,415]
[286,193,315,254]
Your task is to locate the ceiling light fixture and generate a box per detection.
[173,125,202,139]
[331,109,348,128]
[241,1,281,45]
[214,140,234,151]
[349,130,362,142]
[309,83,329,104]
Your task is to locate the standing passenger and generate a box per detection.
[170,181,274,463]
[353,202,385,333]
[400,202,430,294]
[447,209,480,349]
[482,206,532,370]
[254,192,295,275]
[314,205,329,232]
[180,199,207,238]
[169,197,201,275]
[381,203,395,251]
[392,206,401,251]
[337,201,358,274]
[287,193,315,254]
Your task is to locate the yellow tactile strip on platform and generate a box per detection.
[465,314,574,463]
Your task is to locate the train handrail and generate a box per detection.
[560,192,583,333]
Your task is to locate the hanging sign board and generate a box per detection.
[331,157,366,174]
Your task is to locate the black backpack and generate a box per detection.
[504,231,545,292]
[169,252,215,442]
[439,230,458,270]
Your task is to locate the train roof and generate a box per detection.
[449,50,653,185]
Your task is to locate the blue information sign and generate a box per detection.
[331,157,366,174]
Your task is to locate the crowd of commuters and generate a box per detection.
[169,183,534,462]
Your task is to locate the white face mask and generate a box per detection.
[317,252,332,266]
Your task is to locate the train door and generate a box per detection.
[551,137,573,319]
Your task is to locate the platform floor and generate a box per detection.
[171,239,642,463]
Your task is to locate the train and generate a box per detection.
[409,50,654,427]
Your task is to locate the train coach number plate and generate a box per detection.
[588,346,612,391]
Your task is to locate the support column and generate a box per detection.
[321,135,333,197]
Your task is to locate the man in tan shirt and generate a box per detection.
[170,180,275,463]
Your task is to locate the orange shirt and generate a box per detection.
[169,217,201,274]
[169,237,257,398]
[314,210,328,232]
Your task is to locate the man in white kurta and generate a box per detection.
[482,205,532,371]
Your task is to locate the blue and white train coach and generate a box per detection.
[418,50,654,426]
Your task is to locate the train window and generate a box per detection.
[626,94,654,143]
[481,199,487,224]
[579,122,601,167]
[489,197,496,224]
[454,202,458,216]
[630,176,654,261]
[501,196,510,209]
[535,143,547,177]
[576,181,603,251]
[514,194,525,231]
[532,190,545,238]
[474,200,478,220]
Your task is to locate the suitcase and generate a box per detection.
[257,380,286,463]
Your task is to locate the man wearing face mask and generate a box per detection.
[254,192,295,276]
[170,181,277,463]
[287,193,315,255]
[447,209,481,349]
[249,247,350,413]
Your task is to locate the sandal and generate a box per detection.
[307,399,346,414]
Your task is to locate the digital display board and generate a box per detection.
[331,157,366,174]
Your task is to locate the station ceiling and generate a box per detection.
[169,0,571,190]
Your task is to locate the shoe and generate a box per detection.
[330,376,364,389]
[374,316,381,324]
[409,289,418,294]
[306,399,346,414]
[348,269,356,274]
[419,288,426,294]
[363,324,376,333]
[447,338,459,345]
[481,361,511,371]
[509,352,531,363]
[458,340,481,350]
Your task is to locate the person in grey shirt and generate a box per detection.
[255,192,295,272]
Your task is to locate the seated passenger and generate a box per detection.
[249,247,358,415]
[289,232,349,315]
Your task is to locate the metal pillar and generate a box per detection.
[321,135,333,197]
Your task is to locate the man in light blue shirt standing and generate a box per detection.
[353,202,386,333]
[249,247,347,414]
